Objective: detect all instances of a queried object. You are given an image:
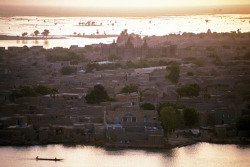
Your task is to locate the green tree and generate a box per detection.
[166,61,180,84]
[160,106,178,133]
[85,84,110,104]
[120,84,139,93]
[141,103,155,110]
[34,85,51,95]
[176,83,200,97]
[157,102,178,115]
[50,88,58,100]
[183,107,199,126]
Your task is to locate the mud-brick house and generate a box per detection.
[6,125,36,145]
[105,104,164,147]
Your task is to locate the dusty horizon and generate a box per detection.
[0,4,250,17]
[0,0,250,7]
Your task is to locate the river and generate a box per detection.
[0,14,250,48]
[0,143,249,167]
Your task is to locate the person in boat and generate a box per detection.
[36,156,38,160]
[55,157,57,160]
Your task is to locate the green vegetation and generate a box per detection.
[34,85,52,95]
[157,102,179,115]
[160,106,178,133]
[157,102,180,132]
[236,115,250,131]
[60,66,77,75]
[85,60,174,72]
[165,61,180,84]
[176,83,200,97]
[10,85,57,101]
[157,102,199,131]
[183,107,199,126]
[120,84,139,93]
[85,84,115,104]
[141,102,155,110]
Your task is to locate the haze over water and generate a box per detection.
[0,9,250,48]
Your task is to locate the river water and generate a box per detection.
[0,14,250,48]
[0,143,249,167]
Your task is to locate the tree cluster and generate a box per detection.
[157,102,199,133]
[165,61,180,84]
[141,102,155,110]
[120,84,139,94]
[176,83,200,97]
[183,107,199,126]
[85,85,115,104]
[85,60,174,72]
[10,85,57,101]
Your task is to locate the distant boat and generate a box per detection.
[36,157,63,161]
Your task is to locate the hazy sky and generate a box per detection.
[0,0,249,7]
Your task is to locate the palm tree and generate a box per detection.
[50,88,58,101]
[34,30,39,37]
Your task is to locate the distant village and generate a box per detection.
[0,31,250,148]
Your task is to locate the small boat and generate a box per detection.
[36,157,63,161]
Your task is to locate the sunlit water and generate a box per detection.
[0,143,249,167]
[0,14,250,48]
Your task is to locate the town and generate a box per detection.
[0,30,250,148]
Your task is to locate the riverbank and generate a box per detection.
[1,133,248,150]
[68,35,119,38]
[0,34,118,41]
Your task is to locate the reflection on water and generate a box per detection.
[0,37,117,49]
[0,143,249,167]
[0,14,250,48]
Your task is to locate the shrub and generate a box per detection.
[61,66,77,75]
[141,103,155,110]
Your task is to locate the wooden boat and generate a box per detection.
[36,157,63,161]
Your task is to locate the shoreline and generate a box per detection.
[0,35,119,40]
[0,136,249,149]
